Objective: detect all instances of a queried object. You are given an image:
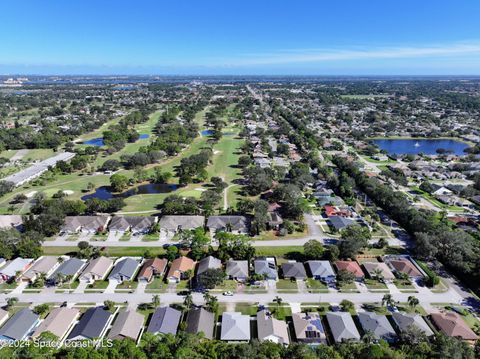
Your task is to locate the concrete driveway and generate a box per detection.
[104,280,119,294]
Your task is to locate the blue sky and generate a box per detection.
[1,0,479,75]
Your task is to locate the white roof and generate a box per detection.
[220,312,250,341]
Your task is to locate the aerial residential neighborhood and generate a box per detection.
[0,1,479,358]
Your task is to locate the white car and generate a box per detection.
[223,291,234,296]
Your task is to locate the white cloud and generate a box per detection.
[211,41,480,67]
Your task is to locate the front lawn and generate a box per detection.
[364,279,388,290]
[394,279,415,289]
[306,278,329,293]
[267,304,292,320]
[338,282,358,292]
[146,277,167,293]
[276,279,298,292]
[87,281,109,290]
[213,280,238,292]
[115,281,138,290]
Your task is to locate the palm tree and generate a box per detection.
[273,296,283,310]
[183,293,193,311]
[382,294,394,307]
[152,295,160,308]
[6,297,18,309]
[408,296,419,310]
[362,330,376,344]
[372,268,384,282]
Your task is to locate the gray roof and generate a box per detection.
[50,258,85,279]
[357,312,397,342]
[329,216,356,230]
[146,307,181,335]
[159,215,205,231]
[108,310,144,340]
[326,312,361,343]
[0,309,39,341]
[220,312,250,341]
[186,307,215,339]
[207,216,249,233]
[197,256,222,276]
[108,258,139,281]
[254,258,278,280]
[256,310,290,344]
[226,260,249,279]
[109,216,156,231]
[391,312,434,336]
[67,307,111,340]
[63,216,109,232]
[281,262,307,279]
[306,260,336,278]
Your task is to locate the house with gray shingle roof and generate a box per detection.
[108,310,144,341]
[0,308,39,342]
[306,260,336,283]
[146,306,181,335]
[159,215,205,237]
[109,216,156,235]
[391,312,434,336]
[207,216,249,235]
[220,312,250,342]
[254,257,278,281]
[108,258,140,282]
[281,261,307,280]
[357,312,397,343]
[48,257,86,284]
[62,216,110,234]
[257,310,289,345]
[326,312,361,343]
[196,256,222,277]
[186,307,215,339]
[67,307,111,341]
[22,256,59,282]
[292,312,327,344]
[226,259,249,282]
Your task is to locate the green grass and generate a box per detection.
[0,281,18,291]
[267,304,292,320]
[276,279,298,292]
[254,246,304,257]
[213,279,238,292]
[393,279,414,289]
[87,281,109,290]
[364,279,388,290]
[115,281,138,290]
[42,246,166,257]
[306,278,329,293]
[145,277,167,293]
[338,282,358,292]
[218,303,258,316]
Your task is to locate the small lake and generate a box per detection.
[81,183,177,201]
[372,138,470,156]
[83,133,149,147]
[201,129,235,137]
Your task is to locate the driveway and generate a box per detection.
[73,281,89,294]
[136,281,148,294]
[104,280,119,294]
[11,281,28,294]
[107,232,123,242]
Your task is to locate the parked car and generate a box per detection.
[223,291,234,296]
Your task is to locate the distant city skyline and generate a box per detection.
[1,0,480,75]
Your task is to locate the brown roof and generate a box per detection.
[335,261,365,278]
[167,256,195,280]
[32,307,79,339]
[431,312,478,341]
[389,259,423,277]
[138,258,167,281]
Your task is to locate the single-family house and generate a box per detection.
[281,261,307,280]
[108,258,140,282]
[0,215,23,231]
[62,216,110,234]
[22,256,59,282]
[0,258,33,282]
[254,257,278,281]
[292,312,327,344]
[357,312,397,343]
[257,310,290,345]
[207,216,249,235]
[159,215,205,237]
[49,257,86,284]
[185,307,215,339]
[431,312,478,343]
[267,212,283,230]
[67,307,111,341]
[197,256,222,277]
[306,261,336,283]
[387,258,423,279]
[0,309,39,342]
[335,261,365,280]
[362,262,395,281]
[137,258,168,282]
[391,312,434,336]
[220,312,250,342]
[226,259,249,282]
[32,307,79,340]
[166,256,196,283]
[326,312,361,343]
[146,306,182,335]
[328,216,356,231]
[108,310,144,341]
[79,256,114,283]
[108,216,156,235]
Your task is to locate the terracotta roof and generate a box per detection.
[138,258,167,281]
[389,259,423,277]
[335,261,365,278]
[167,256,195,280]
[431,312,478,341]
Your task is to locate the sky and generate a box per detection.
[1,0,480,75]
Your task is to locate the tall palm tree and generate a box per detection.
[152,294,160,308]
[407,296,419,309]
[382,294,394,307]
[273,296,283,310]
